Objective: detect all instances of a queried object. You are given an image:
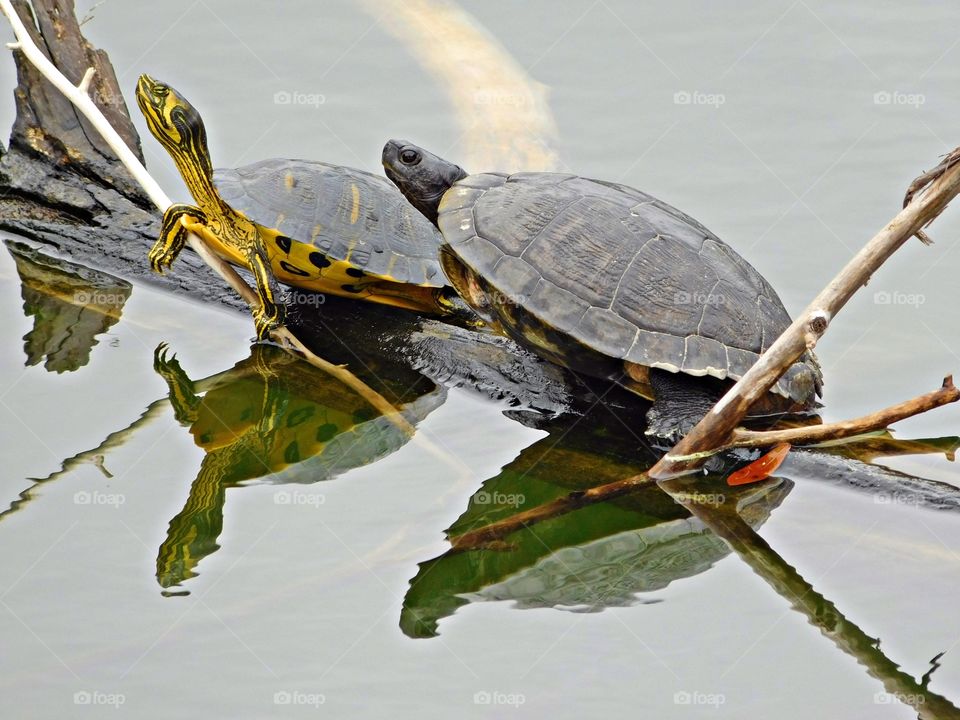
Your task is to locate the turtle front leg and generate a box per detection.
[150,203,207,273]
[645,368,720,442]
[153,343,201,426]
[245,242,285,340]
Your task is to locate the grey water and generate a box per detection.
[1,1,959,718]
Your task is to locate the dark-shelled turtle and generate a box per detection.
[383,140,823,437]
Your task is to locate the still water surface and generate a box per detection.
[1,1,959,717]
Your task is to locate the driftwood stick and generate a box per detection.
[650,149,960,479]
[724,376,959,451]
[0,0,418,437]
[451,474,652,550]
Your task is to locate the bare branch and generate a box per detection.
[651,152,960,479]
[728,376,958,450]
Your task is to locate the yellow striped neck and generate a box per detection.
[168,141,228,218]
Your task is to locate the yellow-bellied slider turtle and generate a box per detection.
[383,140,823,438]
[135,76,452,338]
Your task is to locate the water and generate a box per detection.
[1,1,959,717]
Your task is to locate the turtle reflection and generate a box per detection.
[402,401,790,638]
[153,343,445,592]
[6,239,131,372]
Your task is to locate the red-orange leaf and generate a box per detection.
[727,443,792,486]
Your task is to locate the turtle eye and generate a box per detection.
[399,148,421,165]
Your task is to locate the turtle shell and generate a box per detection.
[438,172,822,404]
[215,159,445,287]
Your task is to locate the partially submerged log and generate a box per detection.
[0,0,581,415]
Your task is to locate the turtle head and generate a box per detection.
[382,140,467,226]
[136,74,213,180]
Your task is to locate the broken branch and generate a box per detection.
[650,150,960,479]
[727,376,959,450]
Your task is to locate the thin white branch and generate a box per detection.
[77,66,95,94]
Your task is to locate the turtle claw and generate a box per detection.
[153,342,183,379]
[148,239,180,274]
[153,342,170,370]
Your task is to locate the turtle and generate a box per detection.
[382,140,823,438]
[135,75,453,339]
